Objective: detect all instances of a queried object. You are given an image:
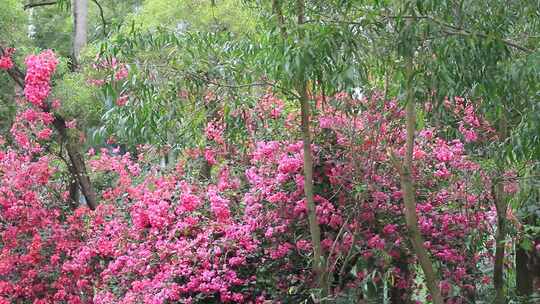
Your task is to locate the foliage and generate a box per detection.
[0,0,539,303]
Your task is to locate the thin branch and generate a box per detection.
[24,1,58,10]
[182,70,301,99]
[384,14,534,53]
[427,17,533,53]
[90,0,108,36]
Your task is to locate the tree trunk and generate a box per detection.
[493,181,507,304]
[493,113,509,304]
[397,59,444,304]
[68,175,81,209]
[53,115,98,210]
[516,244,533,296]
[296,0,327,298]
[299,81,327,296]
[72,0,88,67]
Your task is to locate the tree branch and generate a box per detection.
[383,14,534,53]
[24,1,58,10]
[427,17,533,53]
[328,14,533,53]
[90,0,108,36]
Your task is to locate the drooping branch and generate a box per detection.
[383,15,533,53]
[0,48,25,87]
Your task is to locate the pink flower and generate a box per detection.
[319,116,333,129]
[368,235,385,250]
[205,122,224,144]
[0,56,13,70]
[114,65,128,81]
[383,224,397,235]
[87,78,105,86]
[228,256,245,267]
[51,99,61,109]
[434,140,454,162]
[439,280,451,295]
[116,95,128,106]
[296,240,311,251]
[180,193,200,212]
[208,186,230,222]
[66,119,77,129]
[459,124,478,143]
[413,147,427,160]
[204,148,217,165]
[434,163,451,179]
[419,129,434,140]
[372,191,389,203]
[37,128,53,140]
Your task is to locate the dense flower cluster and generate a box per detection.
[241,93,495,302]
[24,50,58,107]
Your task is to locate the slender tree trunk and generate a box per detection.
[397,59,444,304]
[493,181,507,304]
[72,0,88,66]
[299,81,327,296]
[68,174,81,208]
[296,0,327,298]
[493,113,509,304]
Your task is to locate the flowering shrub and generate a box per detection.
[0,50,499,303]
[240,93,495,302]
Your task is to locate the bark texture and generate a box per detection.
[72,0,88,66]
[493,114,509,304]
[394,59,443,304]
[295,0,327,297]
